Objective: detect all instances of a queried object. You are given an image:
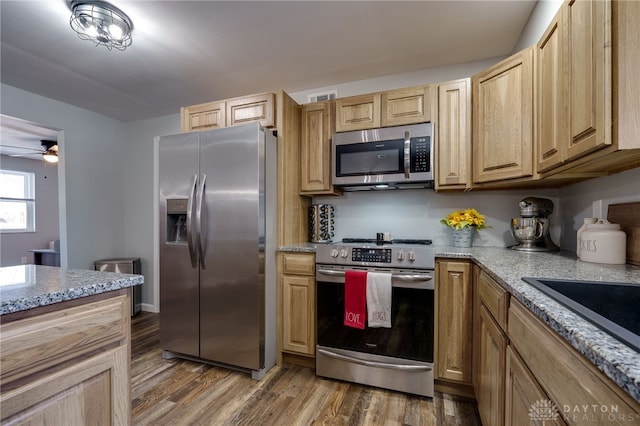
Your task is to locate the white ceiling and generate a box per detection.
[1,0,536,126]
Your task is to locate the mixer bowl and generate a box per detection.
[510,218,547,245]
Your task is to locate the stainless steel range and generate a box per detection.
[315,238,435,397]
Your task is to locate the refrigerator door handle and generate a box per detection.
[186,174,198,268]
[196,173,207,269]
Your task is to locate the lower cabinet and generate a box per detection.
[435,260,473,392]
[0,292,131,425]
[505,345,566,426]
[279,253,316,359]
[476,304,508,426]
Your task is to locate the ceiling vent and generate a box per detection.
[307,90,338,103]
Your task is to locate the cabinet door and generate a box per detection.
[565,0,611,161]
[300,101,338,195]
[282,275,315,355]
[473,47,534,183]
[181,101,226,132]
[381,86,431,127]
[536,7,566,173]
[505,346,566,426]
[226,93,275,128]
[435,261,473,383]
[1,340,130,426]
[335,93,380,132]
[476,304,507,426]
[436,78,471,190]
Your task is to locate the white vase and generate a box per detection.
[451,227,475,248]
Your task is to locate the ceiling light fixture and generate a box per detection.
[69,1,133,51]
[41,141,59,164]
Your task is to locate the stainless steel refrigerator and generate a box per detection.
[157,122,277,379]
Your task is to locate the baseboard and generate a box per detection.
[141,303,159,313]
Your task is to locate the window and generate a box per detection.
[0,170,35,233]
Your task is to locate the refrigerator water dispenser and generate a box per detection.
[166,198,188,243]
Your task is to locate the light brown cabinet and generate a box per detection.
[181,100,226,132]
[508,299,640,425]
[300,101,340,196]
[536,6,565,173]
[0,292,131,425]
[181,92,275,132]
[472,47,534,184]
[434,78,472,190]
[435,260,473,388]
[335,86,432,132]
[474,270,509,426]
[537,0,640,178]
[279,253,316,358]
[335,93,380,132]
[505,346,566,426]
[381,85,432,127]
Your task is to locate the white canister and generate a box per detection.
[576,217,598,258]
[579,219,627,265]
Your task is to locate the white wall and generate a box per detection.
[289,57,505,105]
[313,188,564,249]
[124,113,180,312]
[0,155,59,266]
[511,0,564,53]
[1,84,127,270]
[557,167,640,252]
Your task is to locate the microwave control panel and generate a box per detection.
[411,136,430,172]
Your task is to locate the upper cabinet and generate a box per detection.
[434,78,472,190]
[335,93,380,132]
[381,86,432,127]
[181,92,275,132]
[335,85,432,132]
[300,101,340,196]
[472,47,534,184]
[537,0,640,177]
[536,7,565,173]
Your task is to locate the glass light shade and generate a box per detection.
[69,1,133,51]
[43,150,59,164]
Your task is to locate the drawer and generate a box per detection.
[282,253,315,276]
[508,300,640,420]
[478,270,509,329]
[0,296,128,387]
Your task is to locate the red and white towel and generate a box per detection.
[344,270,367,329]
[366,272,392,328]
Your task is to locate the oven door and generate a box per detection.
[315,265,434,363]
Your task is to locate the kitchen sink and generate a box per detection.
[522,277,640,352]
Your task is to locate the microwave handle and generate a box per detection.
[403,131,411,179]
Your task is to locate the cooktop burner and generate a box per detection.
[341,238,432,245]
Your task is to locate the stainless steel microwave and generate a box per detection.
[332,123,433,190]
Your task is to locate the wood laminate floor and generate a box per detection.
[131,312,481,426]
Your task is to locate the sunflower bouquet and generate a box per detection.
[440,208,489,230]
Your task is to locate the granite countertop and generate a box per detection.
[0,264,144,315]
[280,242,640,402]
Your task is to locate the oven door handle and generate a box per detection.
[317,348,433,372]
[317,269,433,282]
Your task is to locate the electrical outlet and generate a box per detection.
[20,256,28,264]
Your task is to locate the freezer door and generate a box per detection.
[159,132,201,357]
[198,123,265,370]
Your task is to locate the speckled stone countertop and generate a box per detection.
[437,246,640,404]
[279,242,640,402]
[0,265,144,315]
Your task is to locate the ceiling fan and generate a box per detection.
[4,140,59,163]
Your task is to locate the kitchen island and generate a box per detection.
[0,264,143,425]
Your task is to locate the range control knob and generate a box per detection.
[408,250,416,262]
[339,249,349,258]
[397,249,405,261]
[330,249,339,258]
